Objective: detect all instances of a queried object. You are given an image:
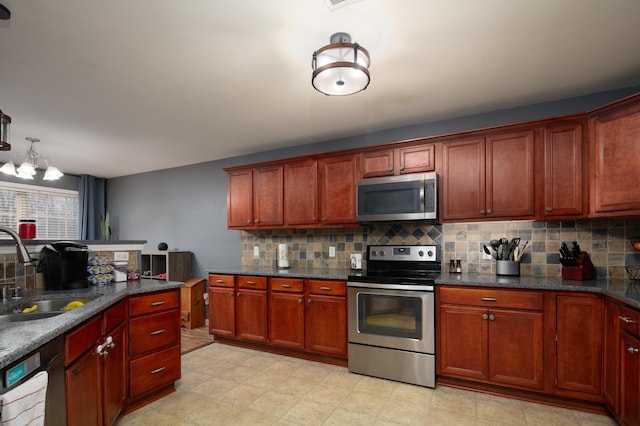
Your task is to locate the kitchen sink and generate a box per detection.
[0,297,98,324]
[0,311,64,324]
[21,298,96,313]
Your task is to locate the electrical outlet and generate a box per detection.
[329,246,336,258]
[254,246,260,258]
[114,252,129,261]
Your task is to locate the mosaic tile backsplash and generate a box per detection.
[241,219,640,279]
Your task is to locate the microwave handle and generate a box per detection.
[419,185,425,213]
[424,179,436,213]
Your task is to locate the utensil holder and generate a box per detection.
[496,260,520,276]
[561,252,596,280]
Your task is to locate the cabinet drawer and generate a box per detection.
[129,344,181,397]
[238,275,267,290]
[619,305,640,337]
[65,316,102,366]
[208,274,234,288]
[129,290,179,317]
[439,287,543,310]
[103,300,127,334]
[270,278,303,293]
[129,309,180,356]
[306,280,346,296]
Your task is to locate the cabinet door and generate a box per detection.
[441,138,486,221]
[543,123,585,218]
[589,99,640,216]
[488,308,543,390]
[66,348,102,426]
[603,300,620,415]
[620,332,640,426]
[485,130,535,219]
[236,289,268,342]
[253,164,284,227]
[318,154,358,225]
[227,169,253,228]
[438,305,488,380]
[305,294,347,357]
[284,159,318,226]
[360,149,394,178]
[397,144,435,174]
[269,291,305,349]
[103,322,127,426]
[556,295,603,395]
[208,286,236,337]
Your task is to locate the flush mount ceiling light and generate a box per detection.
[312,32,370,96]
[0,137,64,180]
[0,110,11,151]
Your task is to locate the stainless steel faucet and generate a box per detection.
[0,226,33,264]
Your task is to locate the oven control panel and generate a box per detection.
[367,245,438,262]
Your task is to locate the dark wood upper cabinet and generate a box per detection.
[252,165,284,227]
[360,144,434,178]
[588,94,640,217]
[226,169,253,229]
[284,159,318,226]
[441,138,486,221]
[318,154,359,225]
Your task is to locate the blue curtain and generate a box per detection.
[78,175,106,240]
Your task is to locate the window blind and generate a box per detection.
[0,181,78,240]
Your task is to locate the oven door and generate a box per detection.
[348,285,434,354]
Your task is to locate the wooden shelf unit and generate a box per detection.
[141,251,191,281]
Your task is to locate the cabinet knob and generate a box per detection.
[545,206,553,212]
[489,314,496,321]
[628,346,639,354]
[247,220,252,225]
[298,298,303,304]
[255,219,260,224]
[228,291,234,297]
[486,208,493,214]
[387,166,394,172]
[482,313,488,320]
[480,210,486,215]
[237,292,242,297]
[399,165,405,171]
[308,298,313,304]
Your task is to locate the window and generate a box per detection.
[0,181,78,240]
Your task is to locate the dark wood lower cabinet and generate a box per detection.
[66,342,102,426]
[620,332,640,425]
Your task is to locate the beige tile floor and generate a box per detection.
[117,343,617,426]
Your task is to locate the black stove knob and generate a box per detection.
[427,250,434,257]
[418,250,424,257]
[370,251,377,257]
[379,250,385,257]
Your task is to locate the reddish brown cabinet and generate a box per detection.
[269,278,305,349]
[305,280,348,358]
[554,294,603,398]
[318,154,359,225]
[603,299,620,415]
[360,144,434,178]
[65,300,127,426]
[284,159,318,226]
[588,94,640,217]
[441,130,535,222]
[208,275,236,337]
[438,287,544,391]
[226,165,284,229]
[541,122,585,218]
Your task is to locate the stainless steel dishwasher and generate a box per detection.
[0,336,66,426]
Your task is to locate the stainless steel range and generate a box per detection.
[347,244,440,388]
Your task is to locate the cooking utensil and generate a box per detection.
[483,244,496,260]
[514,241,529,261]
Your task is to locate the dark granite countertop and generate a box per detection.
[0,279,182,369]
[437,271,639,309]
[0,239,146,247]
[206,266,354,281]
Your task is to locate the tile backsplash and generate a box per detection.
[241,218,640,278]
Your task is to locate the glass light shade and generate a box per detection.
[312,33,370,96]
[43,166,63,180]
[17,161,36,176]
[0,161,17,175]
[16,170,34,180]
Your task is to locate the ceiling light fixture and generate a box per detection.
[0,111,11,151]
[0,137,64,181]
[312,32,370,96]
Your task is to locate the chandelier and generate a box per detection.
[0,137,64,180]
[312,32,370,96]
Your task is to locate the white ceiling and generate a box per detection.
[1,0,639,179]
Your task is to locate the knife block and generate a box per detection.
[561,252,597,281]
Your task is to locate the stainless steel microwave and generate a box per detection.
[356,172,438,222]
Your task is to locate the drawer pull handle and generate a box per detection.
[280,284,291,288]
[246,281,256,285]
[628,346,639,354]
[150,329,165,336]
[320,286,331,291]
[150,301,166,307]
[216,279,225,283]
[619,316,638,324]
[481,297,497,302]
[151,367,166,374]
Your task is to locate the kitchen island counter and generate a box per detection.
[0,279,183,369]
[436,271,638,309]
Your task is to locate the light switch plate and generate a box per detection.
[114,252,129,261]
[329,246,336,258]
[254,246,260,258]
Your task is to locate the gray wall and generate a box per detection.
[106,86,640,279]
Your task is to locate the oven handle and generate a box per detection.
[347,281,434,292]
